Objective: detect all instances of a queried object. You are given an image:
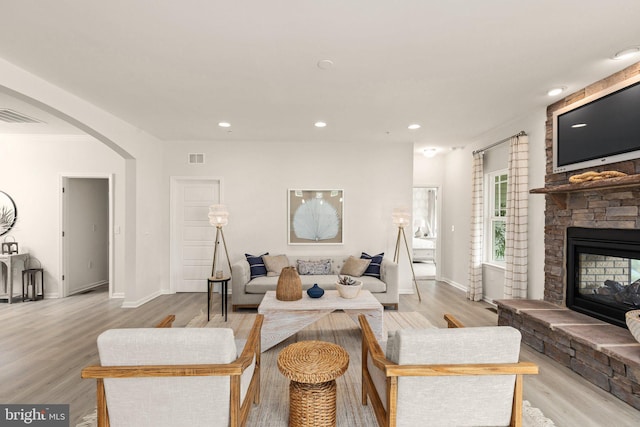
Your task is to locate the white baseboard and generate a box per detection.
[110,292,125,299]
[441,277,496,306]
[121,290,162,308]
[68,280,108,296]
[441,277,467,292]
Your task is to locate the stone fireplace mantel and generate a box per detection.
[530,173,640,209]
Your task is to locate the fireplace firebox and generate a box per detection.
[566,227,640,328]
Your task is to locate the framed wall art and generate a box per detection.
[288,189,343,245]
[0,191,17,236]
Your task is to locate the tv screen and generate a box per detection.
[553,75,640,173]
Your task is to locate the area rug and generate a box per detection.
[77,311,556,427]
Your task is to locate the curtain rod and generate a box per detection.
[472,130,527,155]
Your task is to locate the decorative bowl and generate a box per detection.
[335,281,363,299]
[625,310,640,343]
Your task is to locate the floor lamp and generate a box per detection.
[208,204,232,279]
[392,207,422,302]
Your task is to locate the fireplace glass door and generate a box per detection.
[567,227,640,328]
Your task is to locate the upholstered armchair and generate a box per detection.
[359,314,538,427]
[82,314,263,427]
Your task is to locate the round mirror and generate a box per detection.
[0,191,17,236]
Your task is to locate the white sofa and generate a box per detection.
[231,255,399,311]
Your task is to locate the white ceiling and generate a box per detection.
[0,1,639,152]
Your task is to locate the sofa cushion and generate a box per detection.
[245,253,268,280]
[361,252,384,278]
[340,256,371,277]
[263,254,289,276]
[297,259,332,275]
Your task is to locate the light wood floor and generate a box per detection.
[1,281,638,426]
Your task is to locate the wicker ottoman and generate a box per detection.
[277,340,349,427]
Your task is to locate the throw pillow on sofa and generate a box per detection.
[340,256,371,277]
[361,252,384,278]
[263,254,289,276]
[245,253,269,280]
[297,259,332,275]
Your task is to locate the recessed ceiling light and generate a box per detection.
[547,87,566,97]
[612,46,640,60]
[218,122,231,128]
[408,124,421,130]
[314,121,327,128]
[317,59,334,70]
[423,148,437,158]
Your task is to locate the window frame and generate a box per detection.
[485,169,508,266]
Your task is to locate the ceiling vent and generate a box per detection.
[0,109,44,124]
[188,153,205,164]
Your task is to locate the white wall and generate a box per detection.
[164,140,416,294]
[414,153,446,186]
[436,109,547,301]
[0,134,125,298]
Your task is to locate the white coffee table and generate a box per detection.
[258,290,384,352]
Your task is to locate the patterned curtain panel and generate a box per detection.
[504,134,529,298]
[467,153,484,301]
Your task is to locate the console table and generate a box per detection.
[0,253,29,304]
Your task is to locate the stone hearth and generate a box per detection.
[497,299,640,410]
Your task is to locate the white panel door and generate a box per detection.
[172,179,220,292]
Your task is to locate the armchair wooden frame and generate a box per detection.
[359,314,538,427]
[82,314,263,427]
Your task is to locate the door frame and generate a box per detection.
[412,184,442,280]
[60,173,114,298]
[169,176,224,293]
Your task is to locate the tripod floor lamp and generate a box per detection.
[208,204,232,279]
[392,207,422,302]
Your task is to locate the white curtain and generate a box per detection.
[504,134,529,298]
[467,152,484,301]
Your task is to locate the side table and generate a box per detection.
[277,340,349,427]
[207,276,230,321]
[22,267,44,301]
[0,253,29,304]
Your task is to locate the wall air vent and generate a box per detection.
[188,153,205,164]
[0,109,44,124]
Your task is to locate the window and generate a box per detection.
[487,170,508,264]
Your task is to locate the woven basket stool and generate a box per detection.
[277,340,349,427]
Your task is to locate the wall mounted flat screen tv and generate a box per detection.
[553,74,640,173]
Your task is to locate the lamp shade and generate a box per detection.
[208,204,229,227]
[392,207,411,228]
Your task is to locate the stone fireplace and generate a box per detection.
[497,62,640,410]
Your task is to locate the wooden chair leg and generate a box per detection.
[362,337,368,405]
[510,374,524,427]
[96,379,110,427]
